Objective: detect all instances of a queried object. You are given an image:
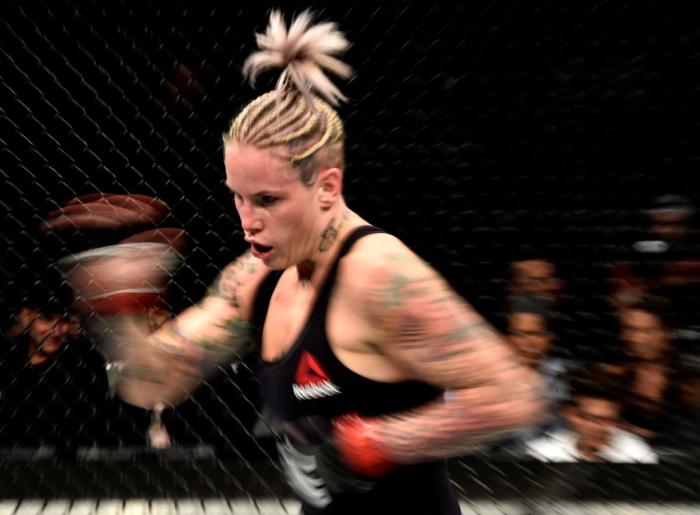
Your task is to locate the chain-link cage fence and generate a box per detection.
[2,0,700,512]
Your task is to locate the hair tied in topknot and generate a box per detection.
[242,9,353,106]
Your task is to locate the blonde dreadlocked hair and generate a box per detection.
[224,10,352,185]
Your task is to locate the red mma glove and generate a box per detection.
[332,413,398,478]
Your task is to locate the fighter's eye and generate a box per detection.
[259,195,279,206]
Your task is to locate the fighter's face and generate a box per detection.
[619,308,670,362]
[19,308,69,355]
[224,144,322,269]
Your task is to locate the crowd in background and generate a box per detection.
[500,194,700,462]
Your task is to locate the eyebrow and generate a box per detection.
[228,188,285,198]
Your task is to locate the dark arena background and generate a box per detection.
[2,1,700,513]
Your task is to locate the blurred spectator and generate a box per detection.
[510,256,563,304]
[508,293,570,406]
[525,368,658,463]
[507,251,618,365]
[0,270,113,455]
[491,293,573,456]
[611,194,700,322]
[645,194,695,246]
[13,298,71,367]
[618,298,680,447]
[619,297,673,364]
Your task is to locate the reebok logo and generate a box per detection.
[293,351,341,400]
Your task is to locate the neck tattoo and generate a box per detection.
[319,211,348,252]
[319,218,338,252]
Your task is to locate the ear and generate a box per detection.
[316,167,343,209]
[18,307,36,329]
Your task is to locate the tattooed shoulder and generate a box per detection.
[359,249,502,353]
[343,249,428,320]
[338,241,514,387]
[365,251,437,310]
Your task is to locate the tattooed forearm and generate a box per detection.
[373,373,544,463]
[112,316,256,407]
[158,318,255,364]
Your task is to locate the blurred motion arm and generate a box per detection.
[60,248,265,409]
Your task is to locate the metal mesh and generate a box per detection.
[2,0,700,509]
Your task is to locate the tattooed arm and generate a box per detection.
[108,251,267,408]
[339,243,544,468]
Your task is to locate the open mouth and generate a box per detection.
[251,243,273,256]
